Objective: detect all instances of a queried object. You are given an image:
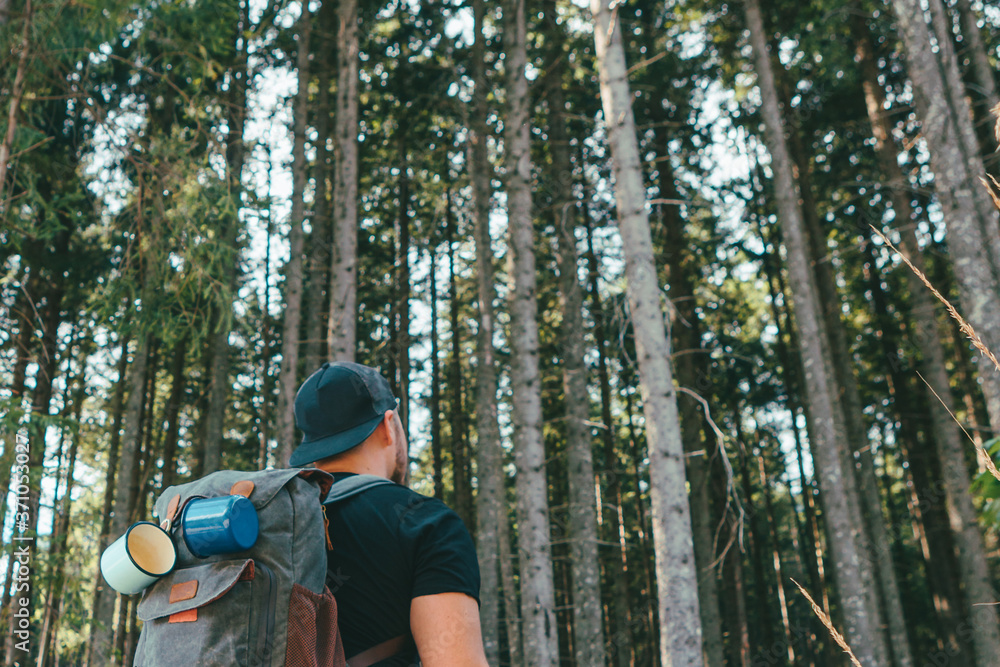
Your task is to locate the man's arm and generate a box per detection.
[411,592,490,666]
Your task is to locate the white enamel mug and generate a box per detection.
[100,521,177,595]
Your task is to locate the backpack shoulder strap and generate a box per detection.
[323,474,394,505]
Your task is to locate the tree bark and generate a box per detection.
[538,5,604,661]
[855,11,1000,660]
[504,0,558,662]
[83,335,129,667]
[276,4,312,466]
[158,336,187,491]
[5,262,64,667]
[584,217,634,667]
[889,0,1000,434]
[394,159,411,439]
[468,0,502,657]
[302,0,336,373]
[37,339,90,667]
[327,0,360,362]
[741,0,888,661]
[87,335,151,666]
[0,0,31,210]
[446,191,472,528]
[591,1,702,662]
[0,267,37,550]
[429,245,444,501]
[655,152,726,667]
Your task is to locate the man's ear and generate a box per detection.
[380,410,396,448]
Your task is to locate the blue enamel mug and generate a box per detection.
[181,495,259,558]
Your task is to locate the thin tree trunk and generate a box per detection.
[539,4,604,659]
[504,0,558,662]
[429,246,444,501]
[37,340,90,667]
[468,0,502,656]
[276,4,312,466]
[758,453,796,664]
[0,0,31,210]
[395,160,411,439]
[87,335,151,667]
[621,375,659,665]
[258,143,277,470]
[327,0,360,362]
[83,335,129,667]
[202,4,250,473]
[952,0,999,116]
[445,191,472,528]
[741,0,887,661]
[585,215,633,667]
[159,336,187,490]
[5,268,64,667]
[302,0,336,373]
[0,269,37,553]
[591,1,702,662]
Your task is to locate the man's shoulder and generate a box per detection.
[331,475,460,525]
[369,483,459,525]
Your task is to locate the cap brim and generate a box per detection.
[289,413,385,467]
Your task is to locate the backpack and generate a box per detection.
[133,468,395,667]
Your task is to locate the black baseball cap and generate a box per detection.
[290,362,398,467]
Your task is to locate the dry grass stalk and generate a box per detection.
[791,579,863,667]
[870,225,1000,484]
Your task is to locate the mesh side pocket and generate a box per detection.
[286,584,346,667]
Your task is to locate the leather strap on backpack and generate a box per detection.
[345,634,408,667]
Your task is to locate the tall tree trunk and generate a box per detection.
[258,146,277,471]
[327,0,360,362]
[302,0,336,373]
[0,0,30,209]
[621,372,660,664]
[87,335,151,666]
[0,268,37,552]
[202,3,250,473]
[741,0,888,662]
[276,4,312,466]
[496,504,523,667]
[951,0,999,115]
[445,192,472,528]
[83,335,129,667]
[538,6,605,658]
[37,339,89,667]
[504,0,558,662]
[656,153,726,667]
[5,266,64,667]
[468,0,502,657]
[584,216,633,667]
[591,1,702,662]
[758,452,796,664]
[159,336,187,490]
[768,33,911,661]
[429,246,444,501]
[394,160,411,439]
[865,6,1000,660]
[890,0,1000,433]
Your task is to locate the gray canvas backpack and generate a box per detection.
[133,468,396,667]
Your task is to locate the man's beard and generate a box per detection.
[390,421,409,486]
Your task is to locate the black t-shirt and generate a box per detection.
[325,473,480,666]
